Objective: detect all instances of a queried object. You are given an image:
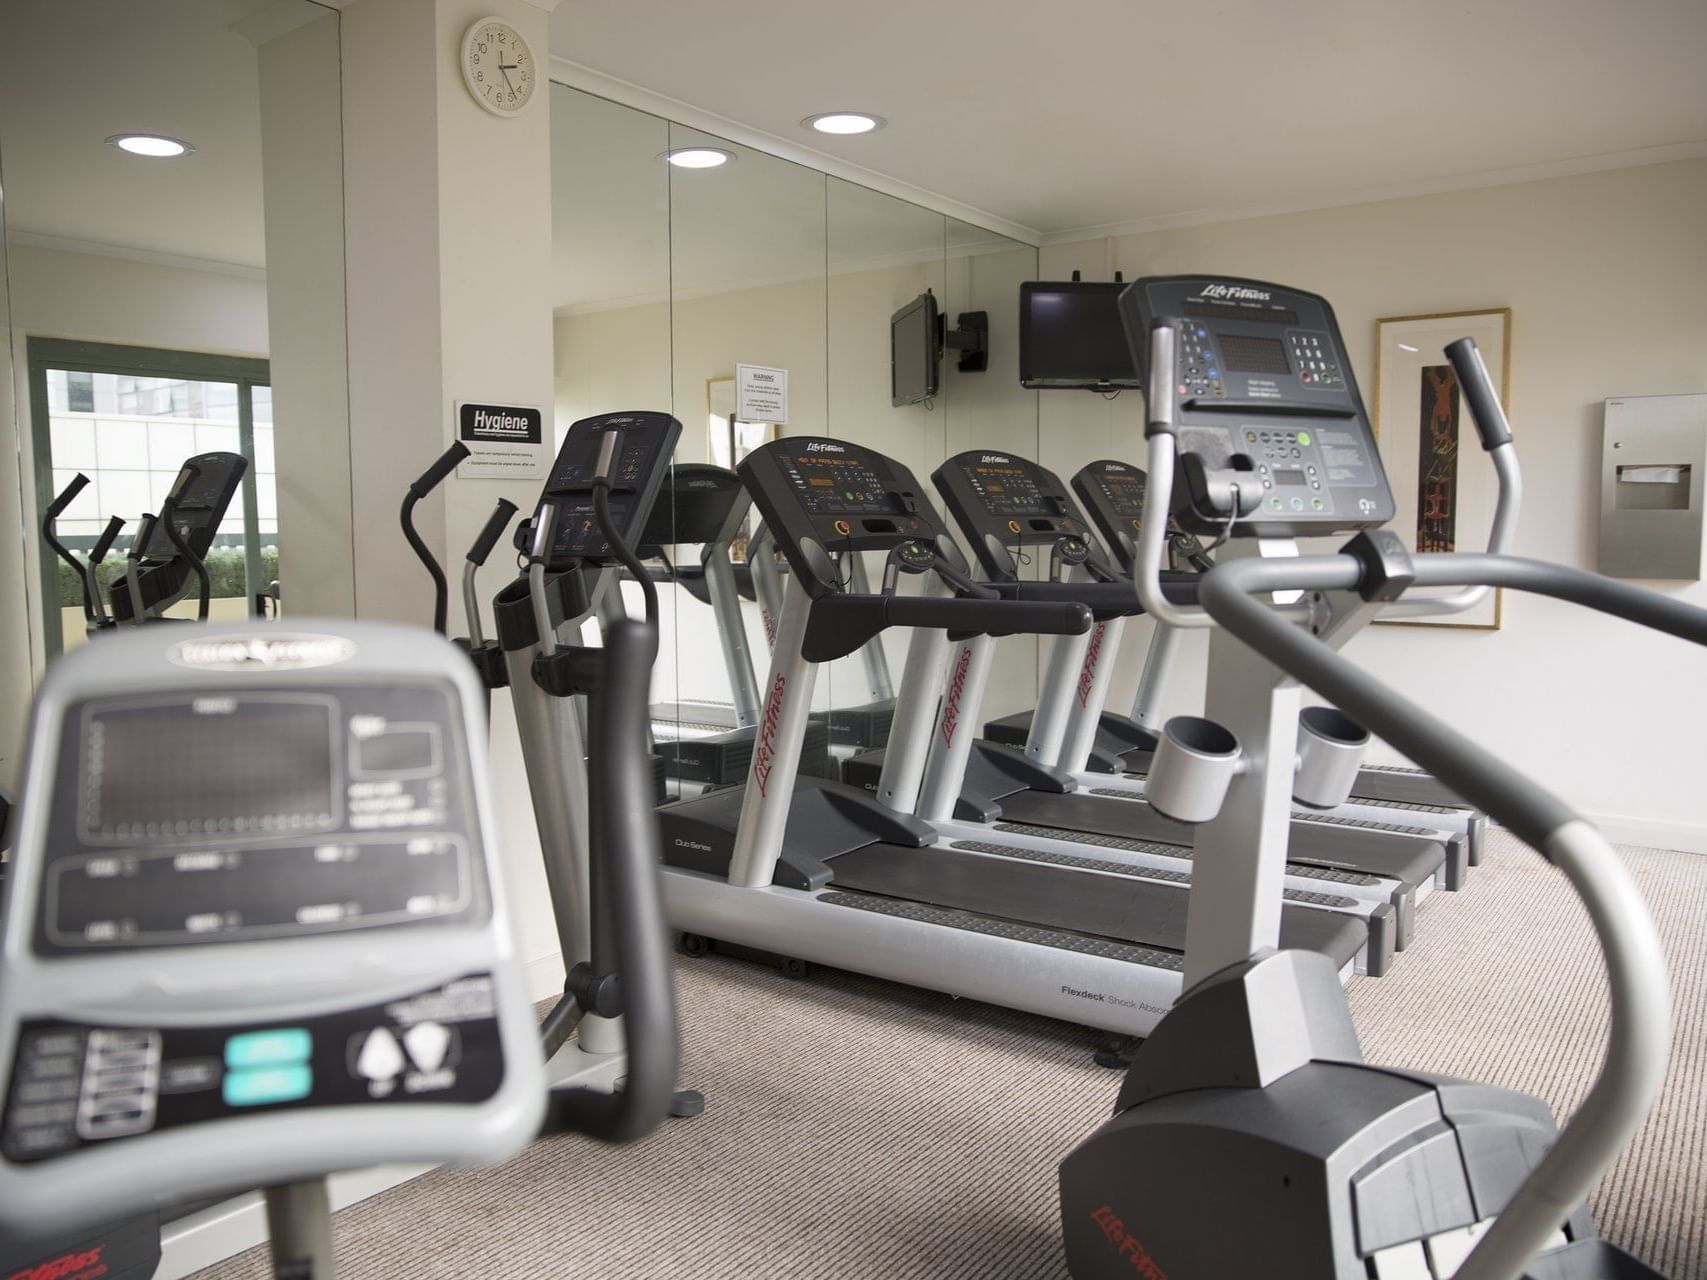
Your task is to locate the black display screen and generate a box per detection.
[891,293,939,406]
[1272,468,1307,487]
[1097,471,1147,517]
[85,698,336,840]
[1020,283,1140,387]
[781,454,892,515]
[1217,334,1292,375]
[964,463,1050,517]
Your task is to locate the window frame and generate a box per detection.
[27,337,272,656]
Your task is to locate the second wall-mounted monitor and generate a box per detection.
[891,290,941,407]
[1019,280,1142,391]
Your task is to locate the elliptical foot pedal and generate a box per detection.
[670,1089,707,1119]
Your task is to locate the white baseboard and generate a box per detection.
[1583,811,1707,856]
[524,951,567,1003]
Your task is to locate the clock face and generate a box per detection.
[462,18,536,117]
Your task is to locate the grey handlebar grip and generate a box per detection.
[409,442,470,498]
[1445,338,1512,451]
[528,501,558,565]
[468,499,519,566]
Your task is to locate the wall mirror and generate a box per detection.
[0,0,348,788]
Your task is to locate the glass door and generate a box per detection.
[28,339,274,654]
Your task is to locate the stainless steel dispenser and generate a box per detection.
[1599,394,1707,580]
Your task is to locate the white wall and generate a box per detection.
[1043,158,1707,851]
[1,243,270,783]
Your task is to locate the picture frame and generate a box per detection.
[1372,308,1512,630]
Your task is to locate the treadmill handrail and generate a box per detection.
[1197,548,1681,1280]
[801,591,1092,662]
[992,576,1197,616]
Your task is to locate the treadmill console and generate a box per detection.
[931,451,1100,581]
[0,623,542,1233]
[529,411,682,566]
[1121,276,1395,537]
[635,464,748,554]
[737,439,953,594]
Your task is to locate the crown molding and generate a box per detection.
[1039,139,1707,246]
[6,231,268,282]
[546,56,1042,248]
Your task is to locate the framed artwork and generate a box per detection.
[706,375,779,560]
[1372,308,1512,630]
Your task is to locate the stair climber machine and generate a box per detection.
[489,410,699,1114]
[633,464,831,793]
[1071,457,1491,868]
[42,474,128,639]
[1058,275,1684,1280]
[108,451,249,627]
[0,608,686,1276]
[657,438,1368,1035]
[748,516,898,755]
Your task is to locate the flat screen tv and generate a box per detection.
[891,290,941,407]
[1018,280,1142,390]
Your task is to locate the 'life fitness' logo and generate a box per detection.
[1197,282,1270,302]
[752,672,787,795]
[6,1247,109,1280]
[803,441,845,454]
[940,646,973,746]
[1077,623,1106,707]
[1088,1206,1170,1279]
[978,454,1012,465]
[761,609,776,646]
[168,633,356,672]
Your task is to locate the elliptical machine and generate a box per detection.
[1058,276,1678,1279]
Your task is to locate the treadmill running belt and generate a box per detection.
[997,790,1443,892]
[825,843,1366,970]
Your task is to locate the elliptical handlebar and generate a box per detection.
[401,442,471,635]
[123,513,157,626]
[539,608,680,1143]
[42,473,96,624]
[1196,548,1681,1280]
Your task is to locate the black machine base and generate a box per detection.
[811,700,895,750]
[657,720,833,788]
[1058,951,1636,1278]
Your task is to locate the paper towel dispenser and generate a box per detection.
[1599,394,1707,580]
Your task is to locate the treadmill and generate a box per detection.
[636,465,831,792]
[749,518,897,754]
[1070,458,1488,865]
[914,450,1451,938]
[656,437,1369,1038]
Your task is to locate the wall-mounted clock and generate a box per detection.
[461,16,537,117]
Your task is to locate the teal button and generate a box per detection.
[224,1029,312,1070]
[223,1065,313,1107]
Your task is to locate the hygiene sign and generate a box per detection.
[456,401,546,479]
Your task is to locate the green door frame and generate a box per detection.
[27,338,271,657]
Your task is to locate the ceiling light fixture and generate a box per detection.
[1397,342,1420,352]
[803,112,884,135]
[665,146,734,169]
[106,133,193,158]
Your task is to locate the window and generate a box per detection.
[29,340,273,655]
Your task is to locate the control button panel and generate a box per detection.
[1288,329,1342,387]
[534,411,683,565]
[932,451,1098,581]
[2,974,505,1164]
[1177,324,1226,400]
[1243,427,1331,514]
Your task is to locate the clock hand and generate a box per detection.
[499,64,516,92]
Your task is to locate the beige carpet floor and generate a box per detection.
[194,831,1706,1279]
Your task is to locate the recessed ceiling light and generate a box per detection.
[1397,343,1420,352]
[803,112,884,135]
[106,133,193,158]
[665,147,733,169]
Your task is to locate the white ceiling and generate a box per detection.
[0,0,300,269]
[550,0,1707,239]
[4,0,1703,281]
